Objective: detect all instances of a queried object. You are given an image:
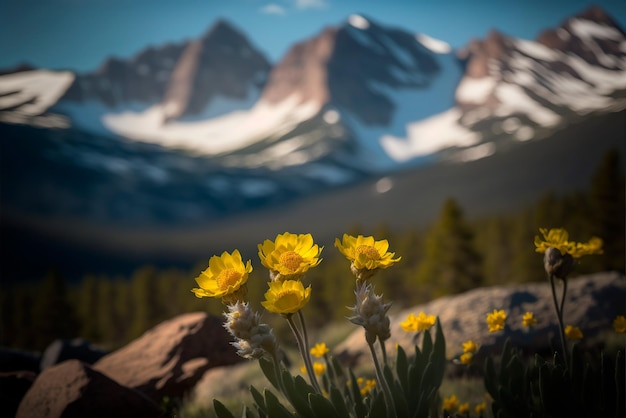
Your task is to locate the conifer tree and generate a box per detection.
[415,198,482,298]
[589,148,625,272]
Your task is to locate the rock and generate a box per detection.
[15,360,162,418]
[0,370,36,418]
[337,272,625,366]
[40,338,108,370]
[93,312,242,402]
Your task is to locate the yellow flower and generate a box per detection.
[261,279,311,315]
[442,394,459,411]
[460,352,473,365]
[462,340,478,353]
[334,234,401,280]
[534,228,603,259]
[565,325,583,340]
[613,315,626,333]
[400,312,436,332]
[522,312,537,327]
[486,309,507,332]
[357,377,376,396]
[458,403,470,414]
[310,342,329,358]
[191,250,252,303]
[313,361,326,376]
[258,232,322,281]
[475,402,487,414]
[300,365,307,374]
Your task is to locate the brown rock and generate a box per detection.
[93,312,242,402]
[337,272,625,365]
[15,360,161,418]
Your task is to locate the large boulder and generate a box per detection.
[93,312,242,402]
[337,272,625,365]
[15,360,162,418]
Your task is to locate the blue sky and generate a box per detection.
[1,0,625,72]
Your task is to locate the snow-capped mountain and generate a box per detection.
[0,6,625,226]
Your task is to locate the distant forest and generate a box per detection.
[1,148,624,352]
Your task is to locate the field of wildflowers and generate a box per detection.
[191,229,624,418]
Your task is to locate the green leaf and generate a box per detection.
[264,389,294,418]
[213,399,236,418]
[348,370,367,418]
[368,391,386,418]
[280,371,316,418]
[430,319,446,387]
[250,385,267,415]
[329,386,351,418]
[258,358,280,391]
[390,380,409,418]
[483,355,497,399]
[396,344,409,393]
[422,328,433,356]
[308,392,340,418]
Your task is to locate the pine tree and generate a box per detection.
[415,198,483,298]
[588,148,625,272]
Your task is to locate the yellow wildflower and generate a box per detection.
[613,315,626,333]
[357,377,376,396]
[462,340,478,353]
[486,309,507,332]
[460,352,473,365]
[310,342,330,358]
[475,402,487,414]
[261,280,311,315]
[191,250,252,303]
[334,234,401,280]
[442,394,459,411]
[312,361,326,376]
[400,312,436,332]
[534,228,603,259]
[522,311,537,327]
[300,365,307,374]
[565,325,583,340]
[258,232,322,281]
[458,403,470,414]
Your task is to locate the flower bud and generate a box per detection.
[543,247,574,279]
[223,301,278,359]
[348,282,392,344]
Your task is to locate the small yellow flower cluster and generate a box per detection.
[564,325,583,341]
[486,309,507,333]
[310,342,330,358]
[400,312,436,332]
[460,339,478,365]
[614,315,626,333]
[300,361,326,376]
[522,311,537,327]
[356,377,376,396]
[443,394,487,415]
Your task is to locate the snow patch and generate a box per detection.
[456,76,497,104]
[102,94,321,156]
[415,33,451,54]
[458,142,495,162]
[349,14,370,30]
[515,39,559,61]
[0,70,75,116]
[569,18,623,41]
[381,108,480,162]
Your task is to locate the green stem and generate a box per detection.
[286,314,322,394]
[549,274,569,365]
[379,338,388,366]
[367,340,396,418]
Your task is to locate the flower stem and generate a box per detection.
[286,314,322,394]
[378,338,388,366]
[367,340,396,418]
[549,274,569,365]
[271,351,287,396]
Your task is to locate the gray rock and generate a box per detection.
[337,272,625,365]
